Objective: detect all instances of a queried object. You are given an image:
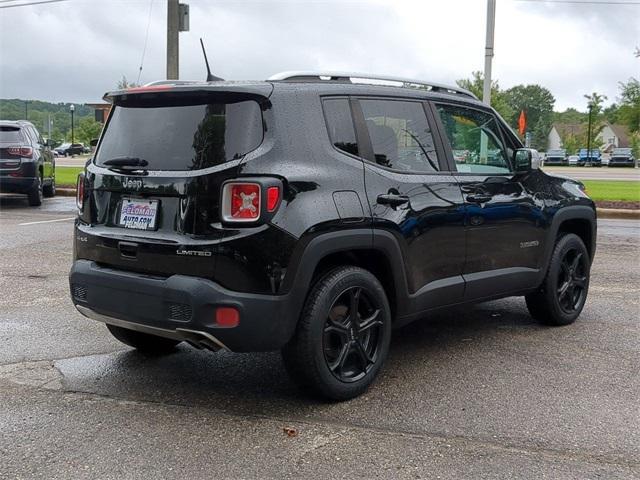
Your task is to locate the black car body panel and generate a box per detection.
[70,78,597,352]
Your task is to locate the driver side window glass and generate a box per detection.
[436,104,511,174]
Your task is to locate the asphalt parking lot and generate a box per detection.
[0,195,639,479]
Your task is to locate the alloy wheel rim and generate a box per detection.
[556,248,587,314]
[323,286,384,383]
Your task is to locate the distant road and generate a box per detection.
[55,157,639,181]
[542,166,639,181]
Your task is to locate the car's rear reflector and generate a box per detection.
[215,307,240,327]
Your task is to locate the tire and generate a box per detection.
[525,233,590,326]
[43,177,56,197]
[27,176,43,206]
[282,266,392,401]
[106,324,181,355]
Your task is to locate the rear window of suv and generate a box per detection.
[95,98,263,171]
[0,126,25,142]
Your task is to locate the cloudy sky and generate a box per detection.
[0,0,638,111]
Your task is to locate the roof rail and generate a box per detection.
[268,71,477,99]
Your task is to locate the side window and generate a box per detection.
[436,104,511,174]
[360,99,439,172]
[322,98,358,157]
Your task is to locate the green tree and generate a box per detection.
[553,108,587,125]
[583,92,607,148]
[456,71,514,123]
[503,85,556,150]
[617,78,640,134]
[72,117,103,145]
[117,75,140,90]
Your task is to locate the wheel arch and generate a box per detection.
[283,228,410,322]
[544,206,597,267]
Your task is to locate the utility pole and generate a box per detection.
[482,0,496,105]
[24,100,28,120]
[166,0,179,79]
[166,0,189,80]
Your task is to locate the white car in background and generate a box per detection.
[568,155,580,166]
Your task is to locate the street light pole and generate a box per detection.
[586,102,593,163]
[70,104,75,144]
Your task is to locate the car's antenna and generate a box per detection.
[200,38,224,82]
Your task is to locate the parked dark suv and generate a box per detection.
[54,142,85,157]
[69,73,597,400]
[0,120,56,206]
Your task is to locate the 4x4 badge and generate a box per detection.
[122,177,143,190]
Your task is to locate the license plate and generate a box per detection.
[118,198,159,230]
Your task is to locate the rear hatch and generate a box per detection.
[78,84,272,278]
[0,125,26,169]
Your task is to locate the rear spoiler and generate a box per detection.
[104,81,274,104]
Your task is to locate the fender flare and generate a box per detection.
[281,228,411,319]
[539,205,597,282]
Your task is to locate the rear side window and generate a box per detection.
[360,99,439,172]
[322,98,358,156]
[96,99,263,171]
[0,127,24,143]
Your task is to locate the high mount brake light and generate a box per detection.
[76,173,85,212]
[7,147,32,158]
[125,85,173,93]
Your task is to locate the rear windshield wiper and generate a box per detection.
[102,157,149,168]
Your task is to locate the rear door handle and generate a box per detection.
[377,194,409,207]
[466,194,492,204]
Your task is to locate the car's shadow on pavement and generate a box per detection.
[0,194,30,209]
[55,298,545,417]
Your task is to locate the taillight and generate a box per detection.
[221,182,261,222]
[7,147,32,158]
[76,173,85,211]
[267,186,280,212]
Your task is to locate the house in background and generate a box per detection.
[548,124,584,150]
[599,124,630,153]
[547,122,630,152]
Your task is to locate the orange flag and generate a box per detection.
[518,110,527,135]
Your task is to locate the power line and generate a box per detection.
[137,0,155,85]
[515,0,640,4]
[0,0,69,9]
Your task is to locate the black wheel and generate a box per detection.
[282,266,391,401]
[43,177,56,197]
[106,324,181,355]
[526,233,590,326]
[27,176,43,206]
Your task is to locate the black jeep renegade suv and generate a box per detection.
[69,72,596,400]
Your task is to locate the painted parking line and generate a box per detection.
[19,217,75,226]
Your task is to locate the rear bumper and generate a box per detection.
[0,175,38,193]
[69,260,300,352]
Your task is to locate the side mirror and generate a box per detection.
[90,138,99,147]
[514,148,538,172]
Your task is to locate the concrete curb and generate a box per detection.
[53,188,640,220]
[597,208,640,220]
[56,187,76,197]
